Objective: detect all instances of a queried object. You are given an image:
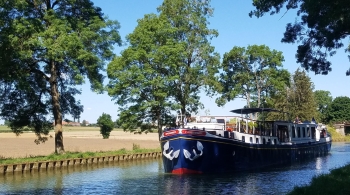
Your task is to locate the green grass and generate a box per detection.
[0,147,161,165]
[287,125,350,194]
[0,125,12,132]
[327,125,350,142]
[287,163,350,195]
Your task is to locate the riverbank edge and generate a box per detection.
[287,163,350,195]
[0,152,162,175]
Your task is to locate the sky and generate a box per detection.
[1,0,349,124]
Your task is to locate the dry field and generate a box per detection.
[0,127,160,158]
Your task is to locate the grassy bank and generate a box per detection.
[0,146,161,165]
[287,126,350,194]
[327,126,350,142]
[288,163,350,195]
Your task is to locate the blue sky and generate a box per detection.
[1,1,349,124]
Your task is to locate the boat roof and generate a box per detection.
[230,108,281,114]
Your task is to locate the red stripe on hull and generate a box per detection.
[172,168,203,174]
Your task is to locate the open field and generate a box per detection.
[0,125,11,132]
[0,126,160,158]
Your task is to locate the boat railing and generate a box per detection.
[174,126,295,145]
[231,130,282,145]
[178,122,326,145]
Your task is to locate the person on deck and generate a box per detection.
[311,117,316,124]
[294,116,301,124]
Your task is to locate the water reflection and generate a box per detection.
[1,142,350,195]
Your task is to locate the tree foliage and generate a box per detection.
[107,0,220,138]
[267,68,318,121]
[288,69,318,121]
[325,96,350,124]
[157,0,220,119]
[216,45,290,119]
[314,90,332,123]
[81,120,87,126]
[107,13,177,138]
[4,120,11,126]
[0,0,121,152]
[97,113,114,139]
[250,0,350,75]
[264,84,290,120]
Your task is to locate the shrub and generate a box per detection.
[132,143,140,150]
[97,113,114,139]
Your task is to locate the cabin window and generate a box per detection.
[292,126,295,138]
[307,127,310,137]
[277,125,288,142]
[263,138,266,144]
[250,137,253,143]
[297,127,301,138]
[242,136,245,142]
[302,127,306,137]
[256,138,259,144]
[274,139,277,145]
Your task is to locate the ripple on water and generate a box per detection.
[1,143,350,195]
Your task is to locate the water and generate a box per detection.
[1,142,350,195]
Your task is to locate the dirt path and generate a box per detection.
[0,131,160,158]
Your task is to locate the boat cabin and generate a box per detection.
[224,108,330,145]
[180,108,330,145]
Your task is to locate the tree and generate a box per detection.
[157,0,220,122]
[325,96,350,124]
[108,0,220,138]
[71,101,84,123]
[314,90,332,123]
[64,119,72,123]
[266,69,318,122]
[97,113,114,139]
[81,120,87,127]
[4,120,11,127]
[264,85,290,120]
[250,0,350,75]
[0,1,121,153]
[114,119,120,128]
[216,45,290,119]
[107,13,176,138]
[286,69,318,121]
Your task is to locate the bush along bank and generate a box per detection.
[327,125,350,142]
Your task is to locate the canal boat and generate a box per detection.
[160,108,332,174]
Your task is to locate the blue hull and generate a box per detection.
[161,133,332,174]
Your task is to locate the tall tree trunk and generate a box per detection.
[157,111,162,141]
[181,107,186,128]
[246,92,253,119]
[49,61,64,153]
[255,88,261,120]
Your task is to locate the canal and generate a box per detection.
[1,142,350,195]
